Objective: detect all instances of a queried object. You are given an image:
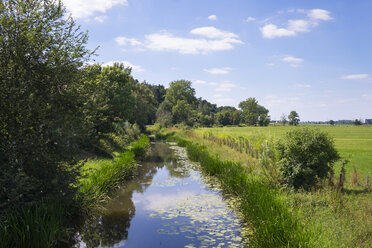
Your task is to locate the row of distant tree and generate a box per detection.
[154,80,272,127]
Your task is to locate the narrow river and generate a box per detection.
[78,142,249,248]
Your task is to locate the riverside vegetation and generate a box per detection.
[155,125,371,247]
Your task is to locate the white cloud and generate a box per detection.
[288,19,312,32]
[362,94,372,99]
[214,94,223,98]
[308,9,332,21]
[204,67,232,75]
[245,17,256,22]
[266,63,275,66]
[260,8,332,39]
[215,83,236,92]
[102,60,145,72]
[194,80,218,86]
[145,32,242,54]
[94,15,107,23]
[264,95,301,107]
[190,26,239,39]
[208,15,217,21]
[115,36,143,46]
[282,56,304,67]
[214,98,235,104]
[260,24,296,38]
[295,83,311,88]
[62,0,128,19]
[341,74,370,80]
[116,27,243,55]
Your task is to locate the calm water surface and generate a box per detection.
[79,142,249,248]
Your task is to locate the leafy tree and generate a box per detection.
[172,100,193,124]
[156,109,172,127]
[146,83,166,107]
[160,80,197,125]
[131,82,157,129]
[79,63,135,133]
[354,119,363,126]
[197,98,217,116]
[258,113,271,126]
[198,114,214,127]
[216,110,233,126]
[288,110,300,126]
[165,80,197,107]
[238,98,269,126]
[329,120,335,125]
[232,110,243,125]
[277,128,340,190]
[0,0,92,213]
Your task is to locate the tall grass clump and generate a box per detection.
[78,135,150,211]
[167,135,311,247]
[0,202,67,248]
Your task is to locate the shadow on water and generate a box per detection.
[77,142,248,248]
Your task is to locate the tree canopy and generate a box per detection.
[238,98,270,126]
[288,111,300,126]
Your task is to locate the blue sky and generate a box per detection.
[62,0,372,121]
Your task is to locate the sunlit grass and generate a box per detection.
[195,125,372,181]
[169,127,372,247]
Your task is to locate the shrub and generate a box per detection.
[277,128,340,190]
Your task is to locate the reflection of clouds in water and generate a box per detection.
[135,191,198,211]
[149,193,249,247]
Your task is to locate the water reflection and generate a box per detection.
[78,142,248,248]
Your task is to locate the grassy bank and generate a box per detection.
[163,127,372,247]
[78,134,150,211]
[0,134,150,248]
[165,135,311,247]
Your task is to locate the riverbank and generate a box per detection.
[158,127,372,247]
[77,142,250,247]
[0,134,150,248]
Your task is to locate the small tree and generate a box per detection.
[288,110,300,125]
[280,114,287,125]
[277,128,340,190]
[329,120,335,125]
[354,119,363,126]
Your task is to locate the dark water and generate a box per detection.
[78,142,249,248]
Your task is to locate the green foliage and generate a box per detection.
[277,128,340,190]
[78,63,135,133]
[78,135,149,210]
[130,135,150,160]
[0,202,68,248]
[165,80,197,107]
[239,97,270,126]
[354,119,363,126]
[0,0,93,215]
[172,100,193,124]
[288,110,300,126]
[131,82,157,128]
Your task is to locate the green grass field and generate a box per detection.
[195,125,372,178]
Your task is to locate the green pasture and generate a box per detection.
[195,125,372,177]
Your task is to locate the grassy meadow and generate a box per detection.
[164,124,372,247]
[195,124,372,181]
